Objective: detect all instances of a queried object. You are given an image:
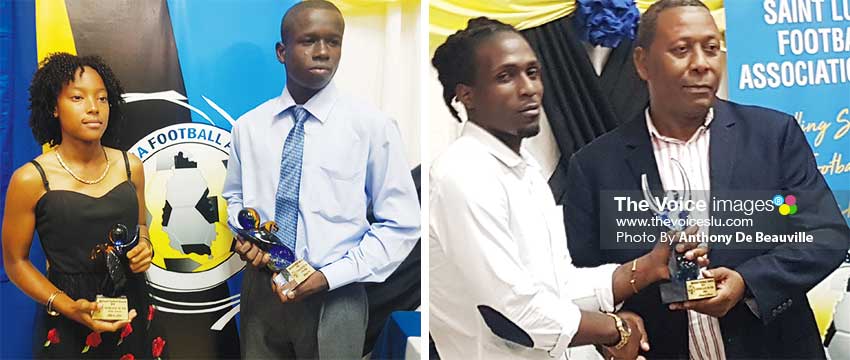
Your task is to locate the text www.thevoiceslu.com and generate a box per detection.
[614,217,754,228]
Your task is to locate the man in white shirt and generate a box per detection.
[429,17,708,359]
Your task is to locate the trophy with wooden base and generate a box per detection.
[229,208,316,296]
[641,160,717,304]
[90,224,138,321]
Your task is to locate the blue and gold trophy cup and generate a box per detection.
[229,208,316,295]
[641,160,717,304]
[90,224,138,321]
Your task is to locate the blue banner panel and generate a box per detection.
[726,0,850,216]
[167,0,298,130]
[1,0,45,359]
[726,1,850,350]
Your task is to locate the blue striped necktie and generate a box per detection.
[273,105,309,264]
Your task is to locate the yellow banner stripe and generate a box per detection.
[36,0,76,62]
[35,0,76,152]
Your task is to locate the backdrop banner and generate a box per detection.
[725,0,850,351]
[2,0,298,357]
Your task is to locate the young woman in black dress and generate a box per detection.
[2,53,155,358]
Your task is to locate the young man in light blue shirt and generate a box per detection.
[222,1,420,358]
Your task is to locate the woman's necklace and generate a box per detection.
[55,146,110,185]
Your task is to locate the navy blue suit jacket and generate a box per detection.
[564,99,849,359]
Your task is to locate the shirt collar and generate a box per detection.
[275,81,339,123]
[645,107,714,145]
[462,121,537,173]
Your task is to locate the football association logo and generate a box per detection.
[127,91,242,330]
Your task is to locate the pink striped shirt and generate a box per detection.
[646,107,726,360]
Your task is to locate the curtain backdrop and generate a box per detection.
[426,5,722,357]
[429,0,724,53]
[522,14,648,203]
[332,0,422,166]
[427,1,725,170]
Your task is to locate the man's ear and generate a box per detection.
[456,83,474,112]
[276,41,286,65]
[633,46,649,81]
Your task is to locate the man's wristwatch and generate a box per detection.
[605,313,631,350]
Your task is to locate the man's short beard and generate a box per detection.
[518,124,540,139]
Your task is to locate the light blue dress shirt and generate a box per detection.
[223,82,420,291]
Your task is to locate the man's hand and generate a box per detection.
[669,267,746,318]
[601,311,649,360]
[234,236,270,268]
[127,239,152,273]
[646,226,710,280]
[270,270,329,304]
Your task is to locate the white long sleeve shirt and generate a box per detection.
[430,121,619,359]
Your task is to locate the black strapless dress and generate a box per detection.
[30,152,153,359]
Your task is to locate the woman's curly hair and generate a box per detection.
[29,52,126,147]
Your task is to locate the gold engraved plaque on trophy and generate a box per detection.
[91,295,129,321]
[686,278,717,300]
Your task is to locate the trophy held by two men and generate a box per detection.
[641,160,717,304]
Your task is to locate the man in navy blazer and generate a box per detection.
[564,0,850,358]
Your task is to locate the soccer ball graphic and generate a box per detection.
[128,103,243,329]
[143,142,234,274]
[161,151,218,258]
